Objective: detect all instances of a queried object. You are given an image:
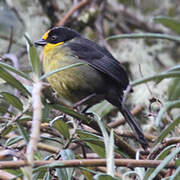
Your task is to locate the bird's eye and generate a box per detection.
[51,35,57,41]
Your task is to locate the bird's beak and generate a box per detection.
[34,39,47,46]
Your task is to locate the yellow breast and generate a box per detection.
[43,44,105,106]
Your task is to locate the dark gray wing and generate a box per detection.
[67,37,129,90]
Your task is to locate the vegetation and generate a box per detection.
[0,0,180,179]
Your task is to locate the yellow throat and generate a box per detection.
[44,41,64,55]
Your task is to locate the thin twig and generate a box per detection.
[0,159,177,169]
[108,105,144,128]
[0,34,25,48]
[149,137,180,160]
[56,0,90,26]
[6,26,14,53]
[115,130,156,142]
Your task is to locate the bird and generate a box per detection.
[35,26,148,149]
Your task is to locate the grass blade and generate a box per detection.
[156,100,180,127]
[131,72,180,87]
[40,63,85,80]
[25,34,41,77]
[0,61,32,82]
[0,67,30,96]
[154,116,180,145]
[148,148,180,180]
[106,33,180,42]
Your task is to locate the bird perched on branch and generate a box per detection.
[35,26,148,149]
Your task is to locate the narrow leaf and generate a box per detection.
[0,106,14,115]
[169,166,180,180]
[58,149,75,179]
[168,78,180,101]
[50,116,70,139]
[25,34,41,77]
[43,172,52,180]
[156,100,180,127]
[1,125,14,136]
[0,62,32,82]
[154,16,180,35]
[154,116,180,145]
[52,104,92,124]
[5,136,23,147]
[77,130,106,158]
[106,33,180,42]
[95,114,115,176]
[40,63,84,80]
[1,92,23,111]
[148,148,180,180]
[0,67,30,96]
[16,121,29,143]
[144,145,176,180]
[131,72,180,87]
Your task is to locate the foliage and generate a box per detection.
[0,0,180,179]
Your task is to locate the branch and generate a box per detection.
[149,137,180,159]
[56,0,90,26]
[25,79,43,179]
[0,159,177,169]
[108,105,144,128]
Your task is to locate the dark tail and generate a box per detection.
[118,103,148,149]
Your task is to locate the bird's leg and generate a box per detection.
[73,93,96,109]
[73,93,96,119]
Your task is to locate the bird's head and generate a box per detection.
[35,27,81,49]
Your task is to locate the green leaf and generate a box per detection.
[106,33,180,42]
[35,162,64,171]
[1,92,23,111]
[60,149,75,160]
[144,145,176,180]
[0,62,32,82]
[56,168,69,180]
[52,104,93,125]
[77,130,106,158]
[43,172,52,180]
[154,116,180,145]
[16,121,29,144]
[168,78,180,100]
[94,173,120,180]
[176,159,180,166]
[57,149,75,180]
[40,63,85,80]
[40,135,63,145]
[156,100,180,127]
[169,166,180,180]
[148,147,180,180]
[131,72,180,87]
[88,101,114,118]
[94,114,115,176]
[154,16,180,35]
[80,167,95,180]
[0,67,30,96]
[5,136,23,147]
[50,116,70,139]
[25,34,41,77]
[33,168,47,180]
[0,106,14,115]
[4,169,22,178]
[1,125,15,136]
